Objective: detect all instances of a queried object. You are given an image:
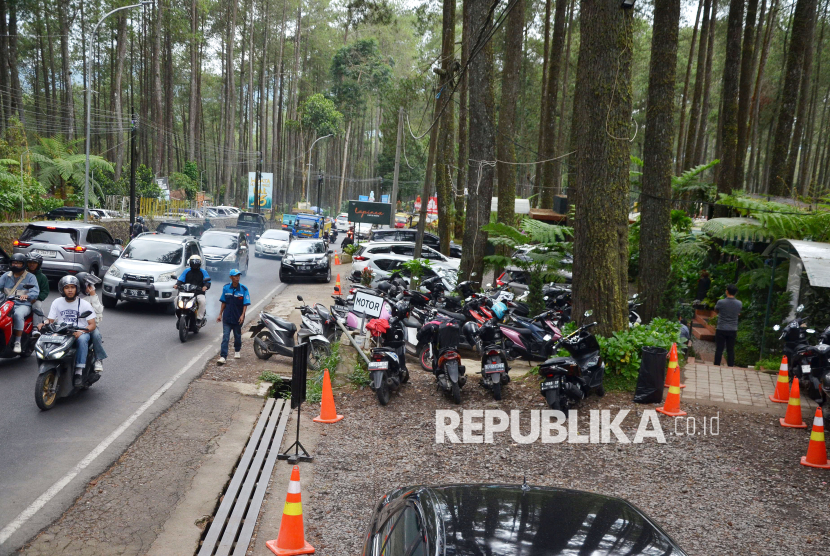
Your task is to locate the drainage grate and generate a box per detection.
[197,397,291,556]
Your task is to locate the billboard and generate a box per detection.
[247,172,273,209]
[348,200,392,225]
[155,177,169,201]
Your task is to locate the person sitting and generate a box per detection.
[75,272,108,373]
[26,252,49,333]
[39,276,96,387]
[0,253,40,353]
[175,255,211,323]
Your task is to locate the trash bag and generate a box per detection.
[633,346,668,404]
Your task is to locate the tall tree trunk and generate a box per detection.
[113,15,128,180]
[459,0,496,283]
[188,0,200,162]
[684,0,712,170]
[571,0,633,335]
[0,0,8,129]
[59,0,75,140]
[539,0,569,208]
[693,0,717,168]
[222,0,239,201]
[735,0,759,190]
[747,0,771,191]
[435,0,457,255]
[768,0,818,196]
[716,0,744,210]
[496,0,524,233]
[535,0,553,205]
[152,0,164,173]
[555,0,576,193]
[454,0,471,239]
[787,6,817,191]
[676,0,703,174]
[7,0,24,124]
[639,0,680,323]
[165,29,174,174]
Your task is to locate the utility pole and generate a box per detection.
[317,172,323,214]
[255,151,262,214]
[390,107,403,227]
[414,90,441,259]
[130,112,137,225]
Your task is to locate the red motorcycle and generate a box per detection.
[0,285,38,359]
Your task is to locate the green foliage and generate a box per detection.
[401,258,432,289]
[0,158,63,215]
[672,160,720,202]
[671,210,693,233]
[714,193,830,243]
[347,357,371,387]
[301,94,344,137]
[483,217,573,283]
[331,39,393,119]
[182,161,204,189]
[597,318,682,389]
[136,165,162,199]
[28,136,113,204]
[360,266,374,287]
[343,243,360,256]
[168,172,199,200]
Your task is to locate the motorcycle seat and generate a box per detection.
[316,307,331,320]
[436,308,466,321]
[542,356,576,367]
[262,312,297,333]
[500,324,531,334]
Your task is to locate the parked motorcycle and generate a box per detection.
[34,310,99,410]
[366,305,417,405]
[296,295,341,343]
[0,285,39,359]
[773,304,811,380]
[499,310,563,362]
[476,318,510,400]
[790,326,830,429]
[537,310,606,416]
[250,308,331,371]
[417,318,466,404]
[174,283,206,342]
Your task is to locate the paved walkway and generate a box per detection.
[681,359,818,415]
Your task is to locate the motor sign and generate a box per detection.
[353,291,385,318]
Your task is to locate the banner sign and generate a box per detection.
[348,200,392,225]
[358,195,369,201]
[247,172,274,209]
[381,194,390,203]
[353,291,385,318]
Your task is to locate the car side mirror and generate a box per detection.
[111,249,121,257]
[114,238,123,245]
[327,249,334,254]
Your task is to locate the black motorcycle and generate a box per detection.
[296,295,341,343]
[34,311,99,411]
[773,303,811,381]
[476,318,510,400]
[174,283,206,342]
[538,310,606,416]
[250,308,331,371]
[418,318,467,404]
[793,326,830,429]
[366,302,416,405]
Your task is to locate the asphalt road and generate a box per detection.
[0,250,291,555]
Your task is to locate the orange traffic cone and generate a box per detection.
[334,252,340,265]
[769,356,790,403]
[265,466,315,555]
[657,343,687,417]
[780,378,808,429]
[800,408,830,469]
[313,369,344,424]
[663,343,686,389]
[333,274,342,296]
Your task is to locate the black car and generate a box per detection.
[235,212,267,244]
[362,484,687,556]
[199,230,249,275]
[370,229,461,258]
[279,239,332,283]
[38,206,93,221]
[154,221,204,238]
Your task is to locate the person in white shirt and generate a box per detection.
[38,275,97,388]
[76,272,108,372]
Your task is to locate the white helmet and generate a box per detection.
[188,255,202,270]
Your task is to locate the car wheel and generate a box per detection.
[279,272,290,284]
[102,295,117,309]
[254,252,260,258]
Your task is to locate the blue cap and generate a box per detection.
[229,269,242,276]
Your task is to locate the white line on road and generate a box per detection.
[0,281,286,547]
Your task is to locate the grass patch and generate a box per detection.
[756,356,783,371]
[604,373,638,392]
[260,342,342,403]
[347,356,370,387]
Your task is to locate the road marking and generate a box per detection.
[0,281,286,547]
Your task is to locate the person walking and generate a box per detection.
[216,268,250,365]
[714,284,742,367]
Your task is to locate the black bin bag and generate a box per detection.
[633,346,668,403]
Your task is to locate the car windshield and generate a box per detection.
[156,223,191,235]
[121,240,183,265]
[261,230,290,241]
[238,214,259,223]
[287,241,325,254]
[20,226,78,245]
[201,233,237,249]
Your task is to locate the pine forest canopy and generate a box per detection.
[2,0,830,331]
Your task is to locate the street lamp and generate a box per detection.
[84,2,151,223]
[305,134,332,208]
[20,148,30,221]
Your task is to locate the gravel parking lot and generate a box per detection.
[301,363,830,556]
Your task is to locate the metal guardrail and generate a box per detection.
[197,397,291,556]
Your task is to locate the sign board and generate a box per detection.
[427,196,437,215]
[353,291,385,318]
[348,200,393,225]
[155,177,170,201]
[381,194,390,203]
[247,172,274,210]
[358,195,369,202]
[414,195,421,211]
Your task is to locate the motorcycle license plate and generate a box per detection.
[483,362,505,374]
[368,361,388,370]
[541,379,560,391]
[125,289,147,297]
[802,364,811,374]
[40,334,64,343]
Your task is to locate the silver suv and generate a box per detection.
[13,222,123,278]
[102,234,204,311]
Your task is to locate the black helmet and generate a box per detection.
[26,252,43,271]
[137,216,145,224]
[10,253,26,272]
[58,275,81,298]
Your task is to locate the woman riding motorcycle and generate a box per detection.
[0,253,40,353]
[176,255,211,323]
[26,252,49,330]
[75,271,108,373]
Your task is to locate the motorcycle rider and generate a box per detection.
[39,276,97,388]
[0,253,40,353]
[131,216,148,239]
[175,255,211,323]
[75,272,108,373]
[26,252,49,332]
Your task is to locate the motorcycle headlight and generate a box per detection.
[157,272,177,283]
[107,265,122,278]
[586,355,601,367]
[50,350,66,360]
[185,299,195,309]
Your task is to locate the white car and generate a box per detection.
[255,229,292,258]
[351,241,460,275]
[210,205,241,216]
[364,254,457,291]
[335,213,350,232]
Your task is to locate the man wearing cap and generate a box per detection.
[216,268,250,364]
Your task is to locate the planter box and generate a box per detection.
[339,253,353,264]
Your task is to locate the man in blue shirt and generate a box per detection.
[0,253,40,353]
[217,268,250,364]
[176,255,211,323]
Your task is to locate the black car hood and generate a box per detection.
[384,484,685,556]
[286,253,325,262]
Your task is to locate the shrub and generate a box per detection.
[347,357,370,387]
[597,318,682,390]
[343,243,359,256]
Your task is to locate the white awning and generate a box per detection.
[763,239,830,288]
[491,198,531,214]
